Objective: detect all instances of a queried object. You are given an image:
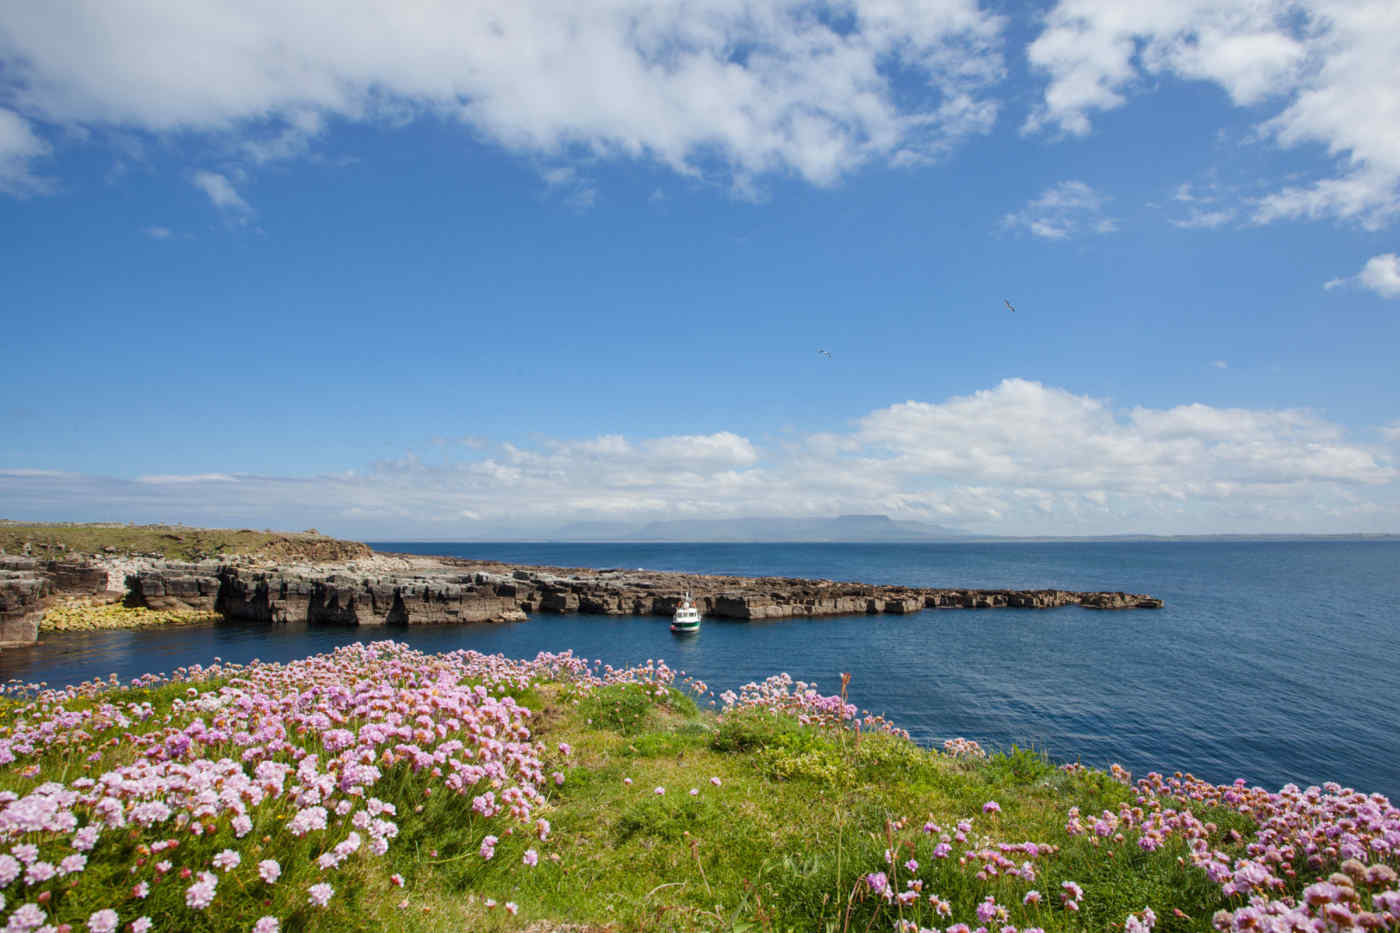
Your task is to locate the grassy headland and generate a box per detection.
[0,521,371,563]
[0,642,1393,932]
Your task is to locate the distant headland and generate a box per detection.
[0,520,1163,647]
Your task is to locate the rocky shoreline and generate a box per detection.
[1,551,1162,645]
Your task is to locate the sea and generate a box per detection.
[3,540,1397,799]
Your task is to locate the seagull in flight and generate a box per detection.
[817,348,832,358]
[1004,298,1016,312]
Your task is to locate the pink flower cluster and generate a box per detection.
[717,673,909,737]
[0,641,723,930]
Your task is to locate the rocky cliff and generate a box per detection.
[120,556,1163,628]
[0,556,111,646]
[0,551,1163,646]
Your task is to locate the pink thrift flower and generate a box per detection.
[689,788,699,797]
[87,909,119,933]
[253,918,279,933]
[553,772,565,786]
[710,776,722,786]
[132,919,152,933]
[523,849,538,867]
[654,786,665,796]
[307,882,334,908]
[390,874,404,887]
[623,778,632,786]
[982,800,1001,814]
[131,882,149,899]
[258,860,281,884]
[212,849,241,872]
[505,902,519,916]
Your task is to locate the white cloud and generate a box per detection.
[1358,253,1400,298]
[192,170,251,215]
[1211,359,1228,369]
[1003,180,1116,239]
[1025,0,1400,227]
[3,381,1395,536]
[1171,208,1235,229]
[0,108,51,195]
[0,0,1007,195]
[1325,252,1400,297]
[143,225,172,239]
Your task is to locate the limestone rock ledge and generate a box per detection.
[1,556,111,646]
[120,556,1162,628]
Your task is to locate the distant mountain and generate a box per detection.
[548,514,975,542]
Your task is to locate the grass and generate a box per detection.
[0,647,1392,932]
[0,520,370,563]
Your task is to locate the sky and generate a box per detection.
[1,0,1398,539]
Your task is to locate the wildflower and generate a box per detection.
[905,859,918,873]
[523,849,538,867]
[131,919,152,933]
[623,778,632,786]
[479,835,498,859]
[654,787,665,796]
[253,918,279,933]
[307,882,334,908]
[185,871,217,910]
[258,860,281,884]
[1023,890,1041,906]
[25,862,57,885]
[58,855,87,876]
[710,777,722,786]
[982,800,1001,814]
[689,788,699,796]
[557,743,572,756]
[390,874,404,887]
[505,903,519,915]
[6,903,45,931]
[212,849,241,872]
[131,882,149,899]
[553,772,565,786]
[0,854,21,885]
[86,910,119,933]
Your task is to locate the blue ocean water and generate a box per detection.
[3,540,1397,798]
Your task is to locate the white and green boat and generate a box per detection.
[670,592,701,634]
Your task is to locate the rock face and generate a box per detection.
[120,556,1163,628]
[0,550,1163,644]
[0,556,111,646]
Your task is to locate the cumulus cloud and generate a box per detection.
[1002,180,1116,239]
[1024,0,1400,227]
[1358,253,1400,297]
[1325,252,1400,297]
[3,381,1395,537]
[0,0,1006,194]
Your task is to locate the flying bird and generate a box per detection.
[817,349,832,358]
[1004,299,1016,312]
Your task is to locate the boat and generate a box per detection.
[670,592,701,634]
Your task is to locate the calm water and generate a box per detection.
[3,541,1397,798]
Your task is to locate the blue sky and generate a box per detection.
[2,0,1398,538]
